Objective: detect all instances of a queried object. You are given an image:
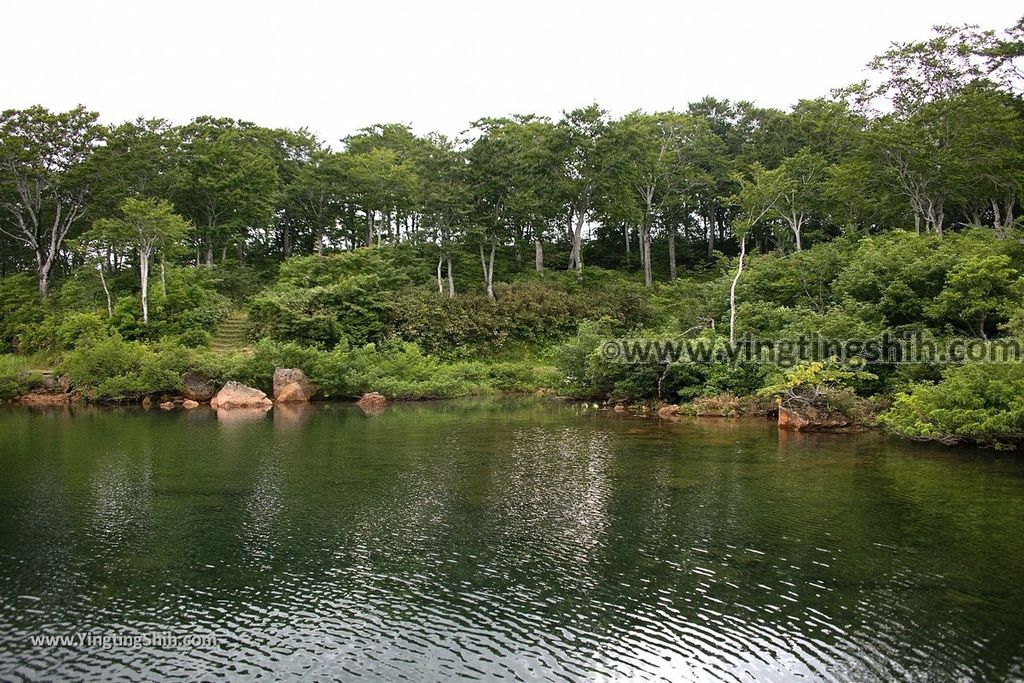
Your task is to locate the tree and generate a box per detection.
[175,117,280,265]
[559,104,607,280]
[287,149,349,254]
[343,124,422,247]
[416,134,470,297]
[86,198,191,323]
[865,86,1023,235]
[0,106,102,297]
[85,118,180,219]
[599,112,704,286]
[466,115,565,289]
[927,254,1022,338]
[772,150,827,251]
[727,168,781,341]
[346,147,417,248]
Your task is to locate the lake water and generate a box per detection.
[0,399,1022,681]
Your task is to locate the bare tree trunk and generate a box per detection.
[729,235,746,345]
[160,260,166,297]
[640,221,653,287]
[446,256,455,299]
[479,237,496,299]
[707,208,716,258]
[534,238,544,275]
[436,254,444,294]
[140,249,151,324]
[568,195,588,282]
[98,267,112,317]
[668,224,677,280]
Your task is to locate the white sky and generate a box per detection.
[2,0,1019,144]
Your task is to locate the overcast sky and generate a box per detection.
[3,0,1019,144]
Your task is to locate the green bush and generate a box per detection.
[59,334,218,401]
[20,311,111,352]
[388,278,651,358]
[0,274,44,353]
[880,362,1024,448]
[0,355,41,400]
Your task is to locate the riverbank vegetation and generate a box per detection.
[1,18,1023,446]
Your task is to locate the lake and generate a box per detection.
[0,399,1022,681]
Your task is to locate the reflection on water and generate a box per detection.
[0,399,1023,681]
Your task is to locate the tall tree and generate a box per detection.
[558,104,607,279]
[0,106,102,297]
[85,198,191,323]
[175,117,279,265]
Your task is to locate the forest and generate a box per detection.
[1,17,1023,447]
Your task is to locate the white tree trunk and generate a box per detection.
[729,235,747,345]
[140,248,151,323]
[99,267,112,317]
[479,238,496,300]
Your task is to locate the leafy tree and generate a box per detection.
[85,198,192,323]
[175,117,279,265]
[927,254,1023,337]
[0,106,102,297]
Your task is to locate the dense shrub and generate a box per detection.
[61,336,172,400]
[0,274,44,353]
[552,323,750,401]
[0,355,41,400]
[247,277,391,348]
[247,252,403,348]
[18,311,111,352]
[880,362,1024,448]
[388,277,652,357]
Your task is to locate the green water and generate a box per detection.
[0,399,1022,681]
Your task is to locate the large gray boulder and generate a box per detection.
[211,381,273,410]
[180,372,216,402]
[273,368,313,403]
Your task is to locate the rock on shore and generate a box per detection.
[356,392,387,415]
[273,368,313,403]
[778,405,863,432]
[211,381,273,410]
[180,372,216,402]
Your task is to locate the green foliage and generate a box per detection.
[0,274,44,352]
[880,363,1024,448]
[60,335,179,401]
[926,254,1023,337]
[390,278,651,358]
[14,308,113,354]
[0,355,41,400]
[833,230,1020,330]
[758,360,876,402]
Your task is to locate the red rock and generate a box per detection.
[356,392,387,415]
